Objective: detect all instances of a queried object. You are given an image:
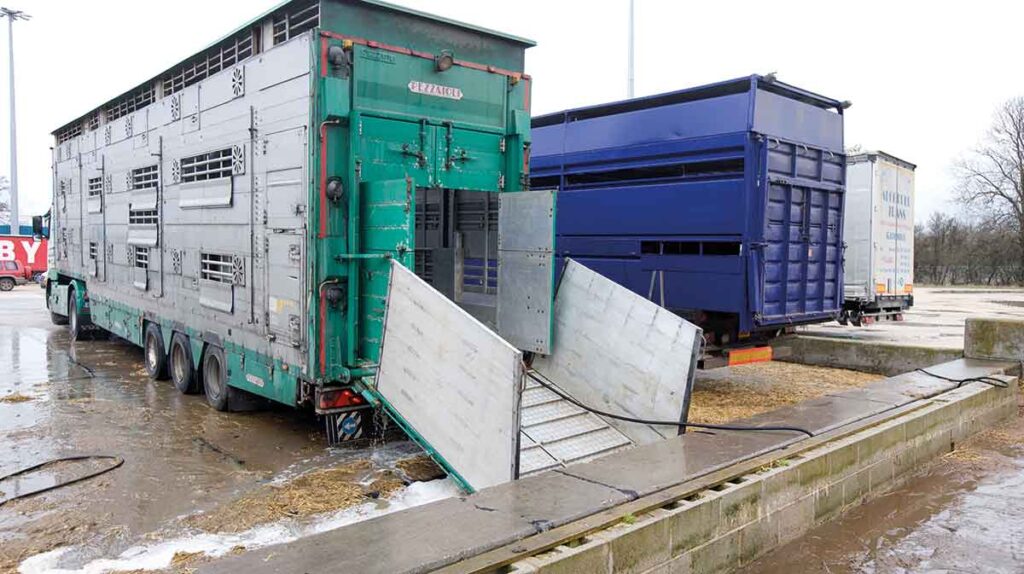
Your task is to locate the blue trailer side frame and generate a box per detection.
[531,75,846,340]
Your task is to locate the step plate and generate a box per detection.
[518,376,634,477]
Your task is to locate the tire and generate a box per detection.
[0,277,14,291]
[850,311,863,328]
[202,345,233,412]
[836,311,849,326]
[143,323,169,380]
[169,333,200,395]
[50,311,69,325]
[69,295,83,341]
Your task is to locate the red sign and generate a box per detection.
[0,236,47,273]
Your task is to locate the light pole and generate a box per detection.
[1,7,29,233]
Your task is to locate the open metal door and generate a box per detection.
[533,259,702,445]
[374,261,523,492]
[497,189,555,354]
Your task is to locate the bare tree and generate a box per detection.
[955,97,1024,283]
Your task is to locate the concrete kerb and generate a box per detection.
[774,335,962,376]
[504,377,1018,574]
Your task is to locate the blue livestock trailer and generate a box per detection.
[531,75,847,364]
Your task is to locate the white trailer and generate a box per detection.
[840,151,915,326]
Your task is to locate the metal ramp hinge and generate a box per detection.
[499,138,506,153]
[498,174,505,191]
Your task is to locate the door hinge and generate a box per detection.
[498,174,506,191]
[499,138,506,153]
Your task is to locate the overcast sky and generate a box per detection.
[2,0,1022,225]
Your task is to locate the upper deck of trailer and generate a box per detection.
[53,0,534,143]
[531,75,847,167]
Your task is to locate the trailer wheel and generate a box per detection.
[850,311,863,327]
[143,324,169,381]
[836,311,849,326]
[202,345,233,412]
[0,277,14,291]
[170,333,200,394]
[69,295,84,341]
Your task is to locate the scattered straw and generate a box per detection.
[395,455,446,482]
[186,459,391,533]
[689,362,882,424]
[0,392,34,404]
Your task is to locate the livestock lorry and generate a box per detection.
[531,75,848,366]
[44,0,547,445]
[840,151,915,325]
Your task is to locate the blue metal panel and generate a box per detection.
[533,75,846,338]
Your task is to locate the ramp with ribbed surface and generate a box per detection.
[518,373,634,477]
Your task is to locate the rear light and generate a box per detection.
[318,388,365,410]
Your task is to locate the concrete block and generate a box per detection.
[965,318,1024,361]
[668,494,721,557]
[866,457,895,492]
[777,336,962,377]
[737,517,777,567]
[813,483,844,524]
[640,553,691,574]
[759,463,804,514]
[840,466,871,507]
[608,513,671,574]
[856,419,907,466]
[685,531,741,574]
[716,479,762,533]
[823,435,861,479]
[527,537,612,574]
[772,494,815,546]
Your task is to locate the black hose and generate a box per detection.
[525,371,815,438]
[0,455,124,507]
[915,368,1010,389]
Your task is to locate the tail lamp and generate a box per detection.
[319,388,365,410]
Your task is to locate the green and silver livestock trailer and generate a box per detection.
[45,0,545,443]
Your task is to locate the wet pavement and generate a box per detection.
[0,286,450,573]
[742,400,1024,574]
[802,286,1024,349]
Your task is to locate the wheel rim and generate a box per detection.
[205,354,222,399]
[171,343,186,384]
[146,333,158,372]
[70,301,78,333]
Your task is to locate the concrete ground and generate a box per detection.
[801,286,1024,349]
[0,286,451,573]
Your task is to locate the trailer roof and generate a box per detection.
[53,0,533,138]
[533,75,846,128]
[847,150,917,170]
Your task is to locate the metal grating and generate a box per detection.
[272,0,319,45]
[180,148,233,182]
[134,247,150,269]
[129,208,158,226]
[87,177,103,198]
[201,252,234,284]
[56,122,82,145]
[517,376,634,477]
[161,30,255,97]
[105,85,154,122]
[131,165,159,190]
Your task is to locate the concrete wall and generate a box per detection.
[506,377,1017,574]
[775,336,962,376]
[965,318,1024,362]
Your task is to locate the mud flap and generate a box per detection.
[324,410,368,445]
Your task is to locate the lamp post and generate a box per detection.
[1,7,29,233]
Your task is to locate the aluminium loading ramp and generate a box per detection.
[373,259,702,492]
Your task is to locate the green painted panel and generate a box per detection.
[352,45,510,131]
[437,126,504,192]
[358,115,435,186]
[357,178,414,362]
